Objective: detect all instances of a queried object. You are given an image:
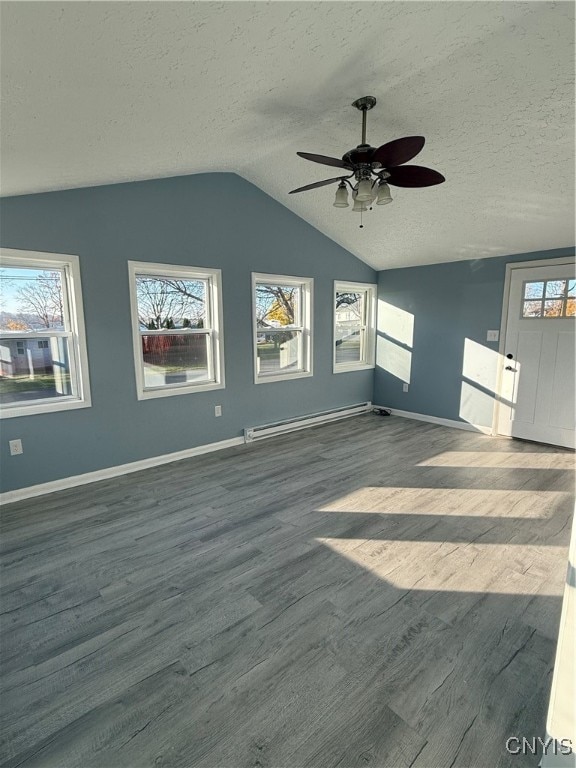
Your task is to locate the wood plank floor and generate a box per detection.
[1,415,574,768]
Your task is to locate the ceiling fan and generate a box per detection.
[289,96,445,225]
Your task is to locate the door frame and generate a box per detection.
[493,255,576,436]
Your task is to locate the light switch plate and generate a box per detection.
[487,330,499,342]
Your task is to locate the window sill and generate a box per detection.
[1,396,91,419]
[255,370,313,385]
[137,380,225,400]
[333,363,376,374]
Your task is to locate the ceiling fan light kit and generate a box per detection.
[333,182,349,208]
[376,182,392,205]
[290,96,445,228]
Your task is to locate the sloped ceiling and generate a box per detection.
[1,1,574,270]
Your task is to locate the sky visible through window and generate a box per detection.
[0,267,64,329]
[1,268,42,312]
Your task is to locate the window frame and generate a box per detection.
[128,261,225,400]
[0,248,92,419]
[333,280,377,373]
[252,272,313,384]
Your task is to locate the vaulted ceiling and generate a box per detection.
[1,2,574,270]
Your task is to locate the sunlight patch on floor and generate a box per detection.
[416,451,575,470]
[316,487,570,517]
[316,537,566,596]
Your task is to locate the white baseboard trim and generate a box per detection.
[374,406,494,435]
[0,436,245,505]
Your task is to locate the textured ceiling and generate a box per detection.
[1,1,574,270]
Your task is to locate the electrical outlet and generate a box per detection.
[9,439,23,456]
[403,383,409,393]
[214,405,222,417]
[487,330,499,342]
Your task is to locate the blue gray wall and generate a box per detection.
[374,247,575,426]
[0,173,375,493]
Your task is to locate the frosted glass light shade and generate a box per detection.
[376,182,393,205]
[355,178,374,202]
[352,195,367,212]
[333,184,349,208]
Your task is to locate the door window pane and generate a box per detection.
[545,280,566,299]
[522,301,542,318]
[522,277,575,318]
[524,281,544,299]
[543,300,563,317]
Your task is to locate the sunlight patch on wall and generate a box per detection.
[460,380,498,429]
[462,337,501,392]
[376,300,414,383]
[460,337,506,429]
[417,450,576,470]
[316,486,568,516]
[376,336,412,383]
[377,300,414,347]
[316,537,565,596]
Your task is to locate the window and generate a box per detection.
[0,248,91,418]
[128,261,224,399]
[333,281,377,372]
[522,278,575,318]
[252,273,313,383]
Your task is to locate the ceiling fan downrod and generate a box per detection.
[351,95,377,146]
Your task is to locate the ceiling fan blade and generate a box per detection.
[372,136,425,167]
[289,176,345,194]
[386,165,445,187]
[297,152,350,169]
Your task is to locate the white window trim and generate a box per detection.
[333,280,377,373]
[128,260,225,400]
[252,272,313,384]
[0,248,92,419]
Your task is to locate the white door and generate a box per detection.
[497,262,575,448]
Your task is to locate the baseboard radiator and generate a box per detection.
[244,401,372,443]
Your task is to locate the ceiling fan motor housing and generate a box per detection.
[342,145,384,177]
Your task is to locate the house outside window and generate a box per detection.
[333,281,377,372]
[0,249,91,418]
[128,261,225,400]
[252,273,313,384]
